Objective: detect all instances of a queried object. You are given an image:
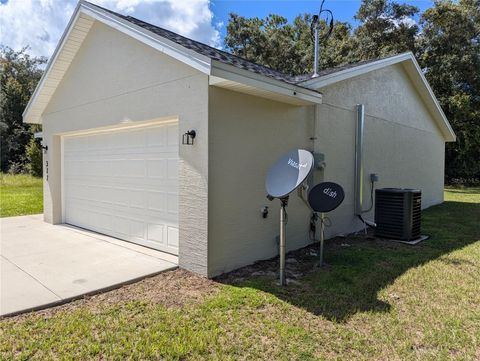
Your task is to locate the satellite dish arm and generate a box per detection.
[297,182,312,209]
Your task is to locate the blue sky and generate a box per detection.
[211,0,434,43]
[0,0,434,58]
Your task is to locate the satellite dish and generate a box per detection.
[265,149,314,286]
[307,181,345,268]
[308,182,345,213]
[266,149,314,199]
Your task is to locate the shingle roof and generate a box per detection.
[86,2,385,88]
[87,1,313,86]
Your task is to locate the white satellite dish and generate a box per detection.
[265,149,314,285]
[266,149,314,199]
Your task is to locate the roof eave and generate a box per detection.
[298,52,413,89]
[210,60,322,106]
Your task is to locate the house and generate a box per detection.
[24,1,456,278]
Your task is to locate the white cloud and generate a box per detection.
[376,14,418,30]
[0,0,220,59]
[390,15,417,29]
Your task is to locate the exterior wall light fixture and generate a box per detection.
[182,130,196,145]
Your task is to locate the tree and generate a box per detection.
[26,137,43,177]
[224,1,420,73]
[418,0,480,181]
[225,13,355,75]
[352,0,420,60]
[0,46,46,173]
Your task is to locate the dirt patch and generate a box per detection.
[86,269,219,309]
[216,239,336,285]
[7,269,219,320]
[216,232,379,285]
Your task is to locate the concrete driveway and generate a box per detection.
[0,215,178,317]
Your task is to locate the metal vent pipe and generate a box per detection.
[354,104,364,215]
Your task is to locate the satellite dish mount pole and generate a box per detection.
[319,212,325,267]
[279,197,289,286]
[313,19,319,78]
[266,149,314,286]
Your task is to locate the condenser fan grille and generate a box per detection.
[374,188,422,241]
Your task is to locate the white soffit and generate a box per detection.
[299,52,456,142]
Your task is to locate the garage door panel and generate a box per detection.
[166,194,178,214]
[147,191,166,212]
[63,122,179,255]
[147,126,168,146]
[130,190,147,209]
[167,125,179,146]
[147,159,167,178]
[147,223,164,243]
[167,159,178,180]
[167,227,179,248]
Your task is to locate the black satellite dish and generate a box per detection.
[307,181,345,267]
[265,149,314,286]
[308,182,345,213]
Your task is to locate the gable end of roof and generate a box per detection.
[299,52,456,142]
[23,0,322,124]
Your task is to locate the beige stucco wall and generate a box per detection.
[207,87,315,277]
[41,21,210,275]
[314,63,446,237]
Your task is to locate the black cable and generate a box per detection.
[311,0,334,40]
[323,216,332,228]
[309,212,332,242]
[362,179,375,213]
[309,213,317,242]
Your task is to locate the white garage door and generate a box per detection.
[63,122,179,255]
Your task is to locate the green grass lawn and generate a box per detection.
[0,174,43,217]
[1,188,479,360]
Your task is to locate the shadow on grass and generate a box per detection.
[216,199,480,322]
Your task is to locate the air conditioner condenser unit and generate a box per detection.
[374,188,422,241]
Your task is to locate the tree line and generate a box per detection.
[0,47,45,176]
[0,0,478,183]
